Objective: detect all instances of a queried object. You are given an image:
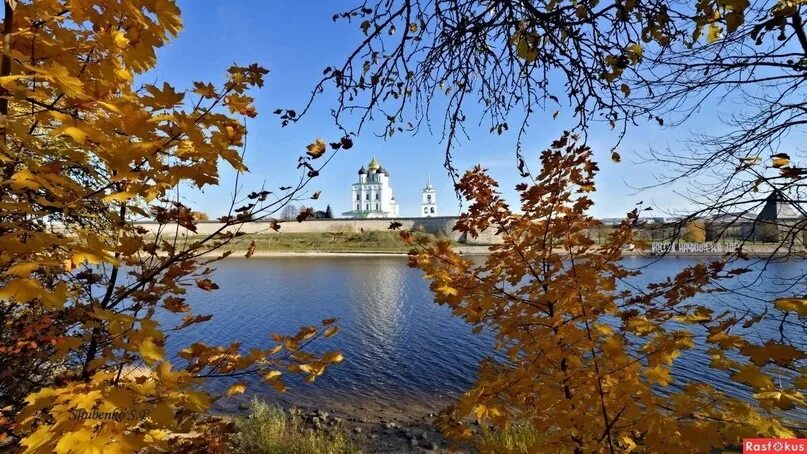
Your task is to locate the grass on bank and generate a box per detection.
[474,423,545,454]
[229,399,546,454]
[183,230,454,253]
[231,399,360,454]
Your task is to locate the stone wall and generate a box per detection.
[134,216,501,244]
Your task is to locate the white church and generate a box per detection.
[342,157,436,218]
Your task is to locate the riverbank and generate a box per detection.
[178,230,803,258]
[280,403,452,453]
[219,249,797,258]
[187,231,445,254]
[225,395,545,453]
[220,247,490,257]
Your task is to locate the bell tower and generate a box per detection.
[421,173,437,217]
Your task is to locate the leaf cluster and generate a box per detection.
[405,133,806,452]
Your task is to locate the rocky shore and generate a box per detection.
[231,398,463,453]
[294,408,451,453]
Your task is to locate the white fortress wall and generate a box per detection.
[131,216,492,243]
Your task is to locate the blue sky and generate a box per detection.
[147,1,745,219]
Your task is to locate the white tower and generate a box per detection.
[421,173,437,217]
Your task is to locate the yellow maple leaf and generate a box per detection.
[9,169,40,190]
[139,338,165,363]
[70,390,103,410]
[55,126,88,144]
[20,425,54,453]
[225,382,247,396]
[3,262,43,277]
[264,370,282,380]
[774,297,807,316]
[151,0,183,36]
[644,365,673,386]
[0,279,48,305]
[55,428,114,454]
[731,363,773,390]
[102,191,136,203]
[144,429,170,444]
[183,391,212,412]
[71,248,117,266]
[436,284,459,296]
[113,30,129,49]
[40,62,89,99]
[193,81,217,98]
[115,67,133,82]
[145,82,184,108]
[322,351,344,363]
[707,331,747,349]
[754,390,807,410]
[739,340,807,366]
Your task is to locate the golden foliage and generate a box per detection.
[682,219,707,242]
[0,1,340,451]
[404,133,806,452]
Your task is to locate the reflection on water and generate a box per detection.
[157,255,807,417]
[348,260,406,355]
[159,256,492,413]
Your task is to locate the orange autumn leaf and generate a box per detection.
[306,138,327,159]
[245,240,256,258]
[195,278,220,291]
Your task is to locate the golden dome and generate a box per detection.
[368,157,380,171]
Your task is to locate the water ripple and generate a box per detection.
[156,256,807,418]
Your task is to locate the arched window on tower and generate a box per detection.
[430,207,435,214]
[424,207,428,214]
[356,194,360,201]
[427,194,432,203]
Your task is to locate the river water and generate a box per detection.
[157,255,807,418]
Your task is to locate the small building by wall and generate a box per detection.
[747,189,805,244]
